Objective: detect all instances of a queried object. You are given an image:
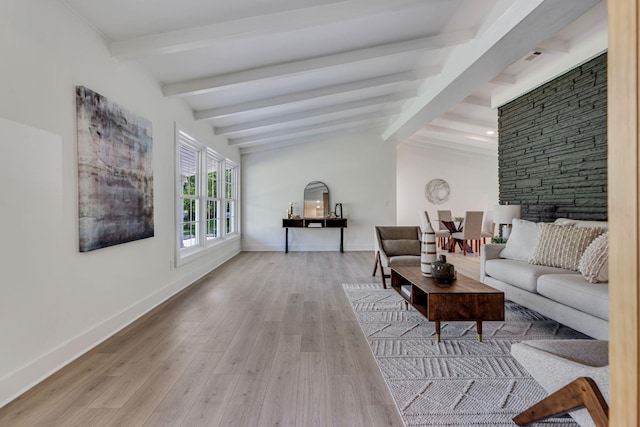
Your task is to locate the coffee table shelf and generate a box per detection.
[390,266,504,342]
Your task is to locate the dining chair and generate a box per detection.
[451,211,484,255]
[436,210,452,249]
[481,210,495,244]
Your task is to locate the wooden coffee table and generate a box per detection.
[390,266,504,342]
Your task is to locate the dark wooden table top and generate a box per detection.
[391,266,502,295]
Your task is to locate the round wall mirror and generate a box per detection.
[303,181,329,218]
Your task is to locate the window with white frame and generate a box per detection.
[225,160,239,235]
[176,128,239,262]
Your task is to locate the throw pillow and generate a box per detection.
[382,239,420,256]
[553,218,578,226]
[530,223,605,271]
[499,219,540,262]
[579,232,609,283]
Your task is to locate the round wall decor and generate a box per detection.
[425,179,450,205]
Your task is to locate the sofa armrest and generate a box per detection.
[480,243,506,281]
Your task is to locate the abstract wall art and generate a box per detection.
[76,86,154,252]
[425,178,450,205]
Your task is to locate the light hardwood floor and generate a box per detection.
[0,248,480,426]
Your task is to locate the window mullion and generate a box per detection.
[198,150,207,245]
[217,159,224,238]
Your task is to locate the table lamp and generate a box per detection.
[494,204,522,240]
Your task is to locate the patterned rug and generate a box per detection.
[342,283,590,426]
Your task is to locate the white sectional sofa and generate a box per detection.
[480,218,609,340]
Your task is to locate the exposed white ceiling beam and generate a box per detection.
[228,112,385,146]
[421,124,496,144]
[406,135,497,157]
[433,112,497,135]
[382,0,600,143]
[111,0,443,60]
[489,73,516,86]
[215,92,412,136]
[537,36,570,53]
[238,126,375,155]
[194,71,416,120]
[462,95,492,107]
[491,23,607,108]
[163,30,474,97]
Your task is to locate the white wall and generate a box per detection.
[396,141,499,227]
[242,129,397,251]
[0,0,240,406]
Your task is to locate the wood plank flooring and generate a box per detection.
[0,249,479,426]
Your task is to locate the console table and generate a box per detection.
[282,218,348,253]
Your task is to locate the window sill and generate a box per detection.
[176,234,240,268]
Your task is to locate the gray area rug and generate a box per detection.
[342,283,590,426]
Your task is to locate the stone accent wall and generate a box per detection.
[498,53,607,222]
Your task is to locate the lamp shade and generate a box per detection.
[494,204,522,224]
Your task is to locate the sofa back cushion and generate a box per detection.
[553,218,609,230]
[530,223,605,271]
[579,232,609,283]
[499,219,540,261]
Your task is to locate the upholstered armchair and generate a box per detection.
[372,226,421,288]
[511,339,609,427]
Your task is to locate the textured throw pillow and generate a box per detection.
[499,219,540,261]
[579,232,609,283]
[382,239,420,256]
[530,223,605,271]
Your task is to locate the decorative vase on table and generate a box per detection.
[420,211,438,276]
[431,255,456,284]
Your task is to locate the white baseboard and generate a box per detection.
[0,248,240,408]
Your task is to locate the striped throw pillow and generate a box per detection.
[530,223,604,271]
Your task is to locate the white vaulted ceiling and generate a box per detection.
[61,0,607,155]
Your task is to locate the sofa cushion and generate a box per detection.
[499,219,540,261]
[537,274,609,321]
[530,223,604,271]
[382,239,420,256]
[579,232,609,283]
[484,258,574,293]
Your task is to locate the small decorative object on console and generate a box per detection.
[431,255,456,284]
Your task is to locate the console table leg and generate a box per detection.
[340,228,344,253]
[285,228,289,254]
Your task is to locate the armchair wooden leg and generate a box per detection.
[380,265,387,289]
[372,251,380,276]
[513,377,609,427]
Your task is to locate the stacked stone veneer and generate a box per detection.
[498,53,607,222]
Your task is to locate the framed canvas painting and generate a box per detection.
[76,86,154,252]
